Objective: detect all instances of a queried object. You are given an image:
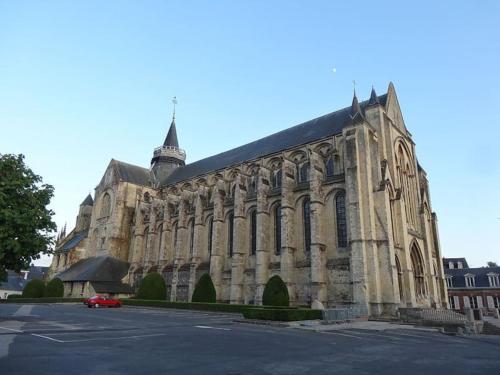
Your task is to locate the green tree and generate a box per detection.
[0,154,56,280]
[136,272,166,300]
[45,278,64,297]
[192,273,216,303]
[487,261,498,267]
[22,279,46,298]
[262,275,290,307]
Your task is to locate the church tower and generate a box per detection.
[150,98,186,184]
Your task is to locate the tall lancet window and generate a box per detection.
[335,193,347,247]
[275,204,282,255]
[303,197,311,252]
[272,169,282,189]
[250,210,257,255]
[189,220,195,257]
[208,217,213,256]
[228,213,234,257]
[326,157,334,177]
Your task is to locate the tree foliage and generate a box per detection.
[0,154,56,277]
[136,272,166,300]
[487,261,498,268]
[22,279,46,298]
[45,278,64,297]
[262,275,290,307]
[192,273,216,303]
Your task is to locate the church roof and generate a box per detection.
[161,93,387,186]
[80,194,94,206]
[111,159,151,186]
[57,230,88,253]
[163,119,179,148]
[57,256,130,282]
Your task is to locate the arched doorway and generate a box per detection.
[410,243,426,299]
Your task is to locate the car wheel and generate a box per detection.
[87,304,92,308]
[95,303,100,308]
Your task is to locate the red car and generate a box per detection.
[84,295,122,308]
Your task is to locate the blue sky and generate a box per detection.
[1,1,499,267]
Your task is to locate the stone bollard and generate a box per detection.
[493,309,500,319]
[465,308,474,322]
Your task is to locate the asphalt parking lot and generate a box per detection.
[1,303,500,374]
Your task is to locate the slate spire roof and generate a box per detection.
[80,194,93,206]
[163,118,179,148]
[368,86,380,106]
[348,90,364,124]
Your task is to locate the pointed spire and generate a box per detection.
[163,119,179,148]
[163,96,180,148]
[350,89,363,119]
[80,194,94,206]
[62,223,67,238]
[367,86,380,106]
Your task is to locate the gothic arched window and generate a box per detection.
[299,163,310,183]
[208,217,213,256]
[189,220,195,256]
[272,169,282,189]
[248,177,257,197]
[335,193,347,247]
[303,197,311,252]
[228,213,234,257]
[157,223,163,260]
[250,210,257,255]
[326,157,334,177]
[100,193,111,217]
[410,243,425,297]
[395,255,404,300]
[274,204,282,255]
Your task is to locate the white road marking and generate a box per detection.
[321,331,366,339]
[195,325,231,331]
[62,333,167,343]
[30,333,65,343]
[0,326,24,333]
[13,305,34,317]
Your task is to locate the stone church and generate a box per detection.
[49,83,448,316]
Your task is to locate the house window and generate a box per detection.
[494,296,500,309]
[335,193,347,247]
[445,276,453,288]
[448,296,456,309]
[208,217,213,256]
[272,169,282,189]
[250,210,257,255]
[275,205,282,255]
[465,274,476,288]
[303,197,311,252]
[80,283,85,295]
[228,213,234,257]
[469,296,478,309]
[457,261,463,269]
[488,273,499,287]
[448,261,454,269]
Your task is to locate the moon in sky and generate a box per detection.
[332,67,337,73]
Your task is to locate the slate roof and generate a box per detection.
[111,159,151,186]
[57,256,130,282]
[91,281,134,294]
[163,119,179,148]
[58,230,88,253]
[445,267,500,289]
[161,93,387,186]
[80,194,94,206]
[0,274,27,292]
[443,257,469,269]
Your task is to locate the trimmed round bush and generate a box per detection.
[191,273,216,303]
[22,279,46,298]
[136,272,166,300]
[44,278,64,297]
[262,275,289,307]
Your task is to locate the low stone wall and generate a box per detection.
[322,306,367,321]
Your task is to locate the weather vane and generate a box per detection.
[172,96,177,119]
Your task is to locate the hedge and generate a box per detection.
[0,297,84,303]
[123,299,255,313]
[22,279,46,298]
[262,275,289,307]
[136,272,166,300]
[191,273,216,303]
[7,294,24,299]
[243,308,322,321]
[45,278,64,297]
